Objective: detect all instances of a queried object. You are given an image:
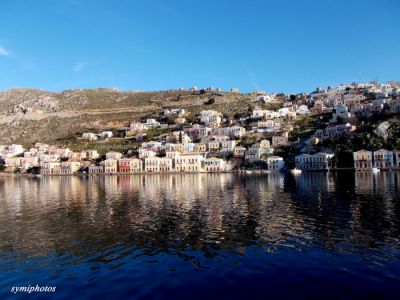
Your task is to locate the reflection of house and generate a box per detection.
[373,149,393,169]
[295,153,334,170]
[267,156,285,170]
[353,150,373,170]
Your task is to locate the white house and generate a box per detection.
[138,149,157,159]
[296,105,310,115]
[295,153,334,170]
[204,157,226,172]
[143,119,161,129]
[267,156,285,171]
[101,131,113,139]
[373,149,393,169]
[330,105,351,123]
[106,151,123,160]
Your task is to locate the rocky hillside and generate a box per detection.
[0,88,259,147]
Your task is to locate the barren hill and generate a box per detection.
[0,88,260,147]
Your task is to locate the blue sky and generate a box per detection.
[0,0,399,93]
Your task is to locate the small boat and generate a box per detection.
[372,168,380,173]
[245,170,253,174]
[291,168,302,174]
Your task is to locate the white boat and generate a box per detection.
[291,168,302,174]
[372,168,380,173]
[245,170,253,174]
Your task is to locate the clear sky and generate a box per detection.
[0,0,399,94]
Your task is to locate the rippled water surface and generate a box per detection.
[1,172,400,299]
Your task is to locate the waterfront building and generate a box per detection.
[88,165,104,174]
[21,157,40,170]
[204,158,226,172]
[40,162,61,175]
[353,150,373,170]
[118,158,143,173]
[175,154,204,172]
[104,159,118,174]
[60,161,81,175]
[4,157,22,171]
[245,146,262,161]
[295,153,334,171]
[394,151,400,168]
[373,149,394,169]
[144,157,173,172]
[267,156,285,170]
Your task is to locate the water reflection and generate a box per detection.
[0,172,400,299]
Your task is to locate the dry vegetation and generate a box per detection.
[0,88,261,147]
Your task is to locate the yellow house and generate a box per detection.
[175,154,204,172]
[104,158,118,174]
[144,157,173,172]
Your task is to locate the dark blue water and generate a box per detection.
[0,172,400,299]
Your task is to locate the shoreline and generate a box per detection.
[1,168,400,177]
